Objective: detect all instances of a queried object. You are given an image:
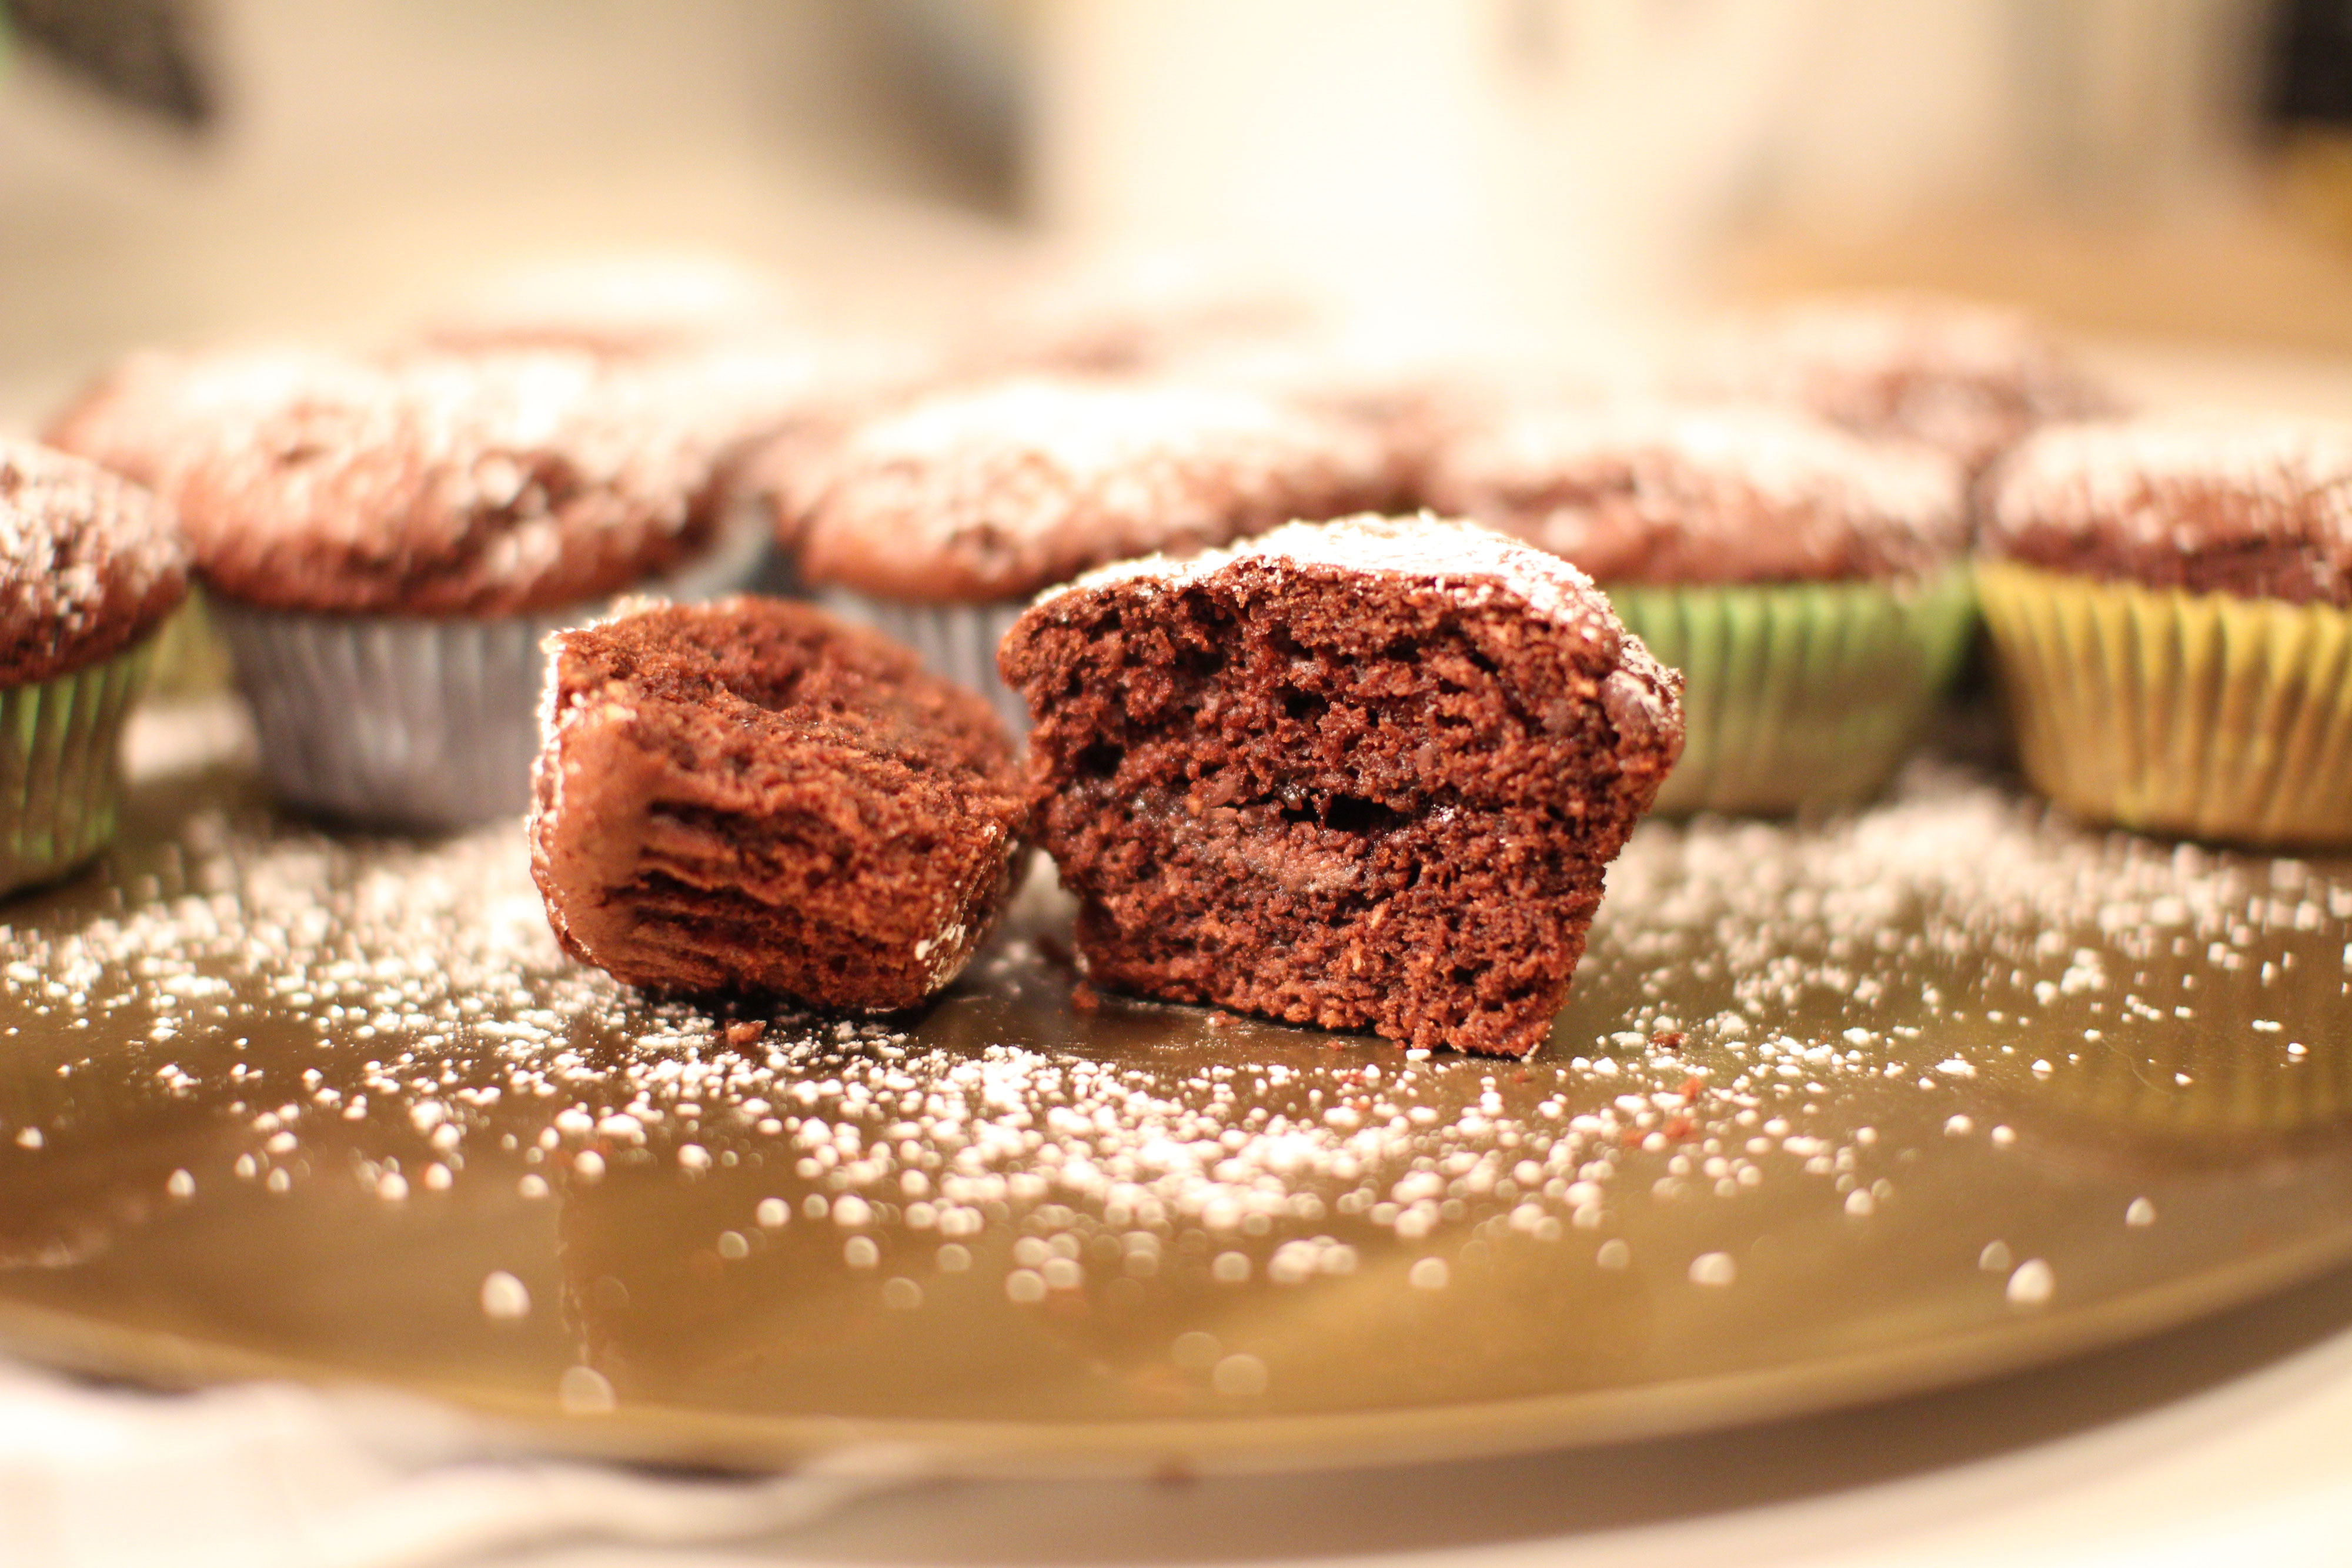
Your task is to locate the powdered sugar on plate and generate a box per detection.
[5,708,2341,1332]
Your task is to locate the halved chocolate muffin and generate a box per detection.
[530,596,1025,1009]
[998,514,1683,1057]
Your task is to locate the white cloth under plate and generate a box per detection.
[0,1359,921,1568]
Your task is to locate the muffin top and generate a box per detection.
[43,348,358,495]
[0,439,189,686]
[793,376,1388,602]
[1982,416,2352,606]
[1683,293,2120,476]
[1040,512,1676,694]
[1421,403,1967,584]
[171,352,721,616]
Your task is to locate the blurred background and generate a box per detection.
[4,0,2352,417]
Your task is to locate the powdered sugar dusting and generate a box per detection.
[840,378,1331,484]
[0,438,189,683]
[1682,292,2120,473]
[1425,402,1967,577]
[797,376,1389,599]
[1047,513,1621,643]
[1989,415,2352,549]
[171,351,727,614]
[5,710,2342,1397]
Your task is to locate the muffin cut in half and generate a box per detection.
[998,514,1683,1057]
[530,596,1025,1010]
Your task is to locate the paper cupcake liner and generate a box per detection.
[211,605,586,830]
[0,639,156,897]
[817,591,1031,735]
[1979,560,2352,846]
[211,523,769,831]
[1608,569,1977,815]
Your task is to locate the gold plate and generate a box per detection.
[1,704,2350,1477]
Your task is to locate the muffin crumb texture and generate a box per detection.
[1002,516,1684,1057]
[530,596,1025,1011]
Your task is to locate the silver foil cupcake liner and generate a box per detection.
[818,591,1031,735]
[0,640,157,897]
[211,606,586,830]
[213,526,769,831]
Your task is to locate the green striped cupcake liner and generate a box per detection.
[1979,560,2352,846]
[0,639,157,897]
[1608,567,1977,815]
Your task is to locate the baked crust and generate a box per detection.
[1424,403,1966,583]
[530,596,1025,1009]
[1983,416,2352,606]
[170,352,721,615]
[794,377,1388,602]
[0,439,188,687]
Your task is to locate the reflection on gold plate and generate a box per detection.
[0,701,2350,1476]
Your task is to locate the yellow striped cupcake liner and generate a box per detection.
[1979,560,2352,846]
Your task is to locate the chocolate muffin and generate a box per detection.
[972,258,1319,377]
[793,376,1388,729]
[1423,402,1967,583]
[0,440,189,893]
[1979,416,2352,843]
[166,350,761,828]
[998,514,1683,1058]
[174,351,721,616]
[530,596,1025,1009]
[1175,336,1553,514]
[1983,416,2352,604]
[43,347,363,497]
[1683,293,2120,479]
[1423,403,1975,814]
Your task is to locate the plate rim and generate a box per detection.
[6,1202,2351,1479]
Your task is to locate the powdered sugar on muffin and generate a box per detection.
[1984,414,2352,604]
[171,352,723,615]
[1682,293,2120,477]
[0,439,189,686]
[795,377,1389,602]
[1423,402,1966,583]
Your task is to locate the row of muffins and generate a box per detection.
[2,282,2348,912]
